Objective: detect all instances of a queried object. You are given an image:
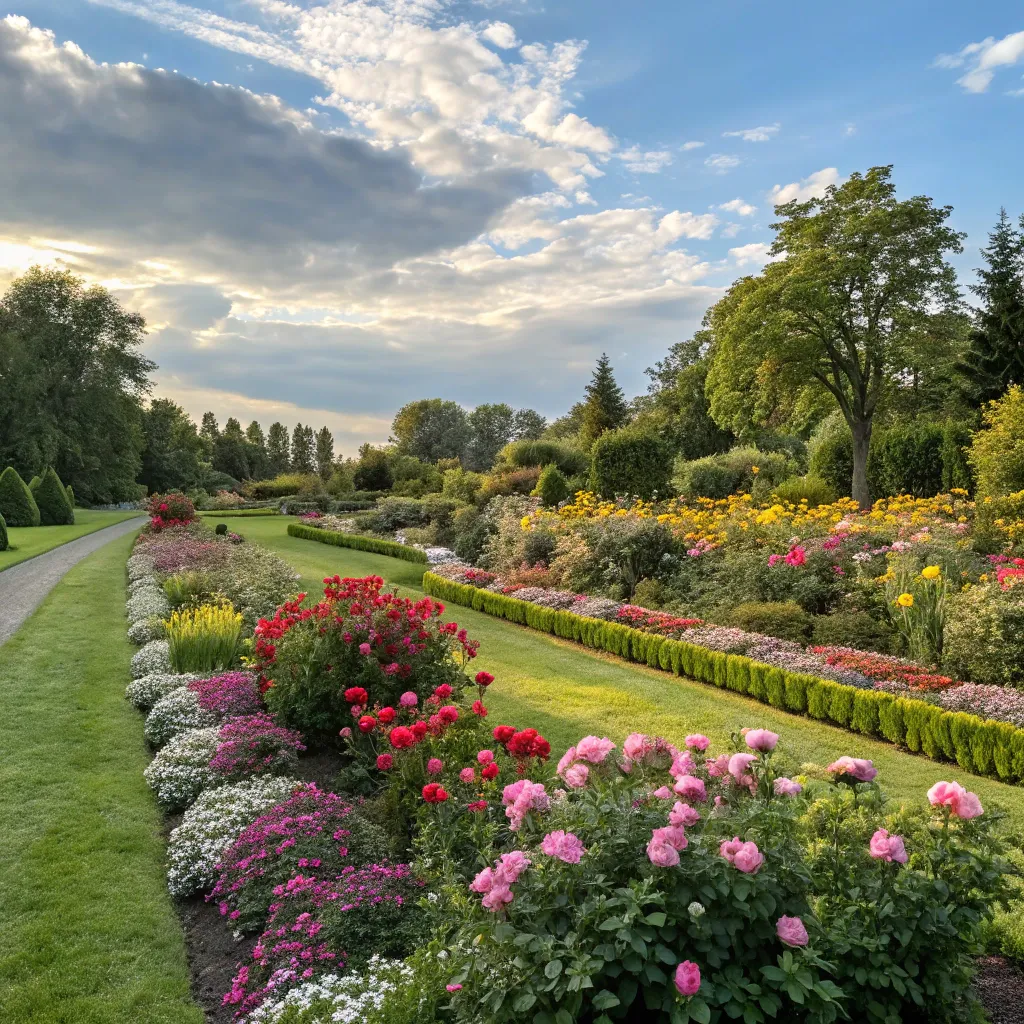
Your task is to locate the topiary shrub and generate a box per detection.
[0,510,7,551]
[33,467,75,525]
[215,523,228,536]
[771,474,838,508]
[0,467,40,527]
[590,427,670,499]
[65,484,75,508]
[28,475,41,491]
[532,463,570,506]
[721,601,812,642]
[811,610,893,653]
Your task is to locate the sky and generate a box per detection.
[0,2,1022,454]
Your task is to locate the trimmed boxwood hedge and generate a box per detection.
[422,571,1024,785]
[0,467,40,527]
[288,522,428,563]
[198,508,280,517]
[33,467,75,526]
[0,510,7,551]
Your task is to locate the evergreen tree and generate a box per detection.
[581,353,629,446]
[212,417,251,482]
[200,412,220,444]
[245,420,269,479]
[314,426,335,480]
[246,420,266,451]
[266,422,290,477]
[291,422,315,474]
[957,209,1024,405]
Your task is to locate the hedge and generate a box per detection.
[422,572,1024,786]
[33,467,75,526]
[0,467,40,527]
[198,508,281,517]
[287,522,428,563]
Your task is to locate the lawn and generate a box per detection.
[0,530,203,1024]
[237,515,1024,829]
[0,508,141,573]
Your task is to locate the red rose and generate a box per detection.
[376,753,393,771]
[493,725,516,744]
[438,705,459,724]
[411,721,428,741]
[434,684,453,699]
[475,671,494,687]
[467,800,488,812]
[344,687,369,705]
[358,715,376,733]
[389,726,415,749]
[471,700,488,717]
[378,706,396,724]
[481,762,499,781]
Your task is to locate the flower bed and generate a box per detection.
[286,521,428,563]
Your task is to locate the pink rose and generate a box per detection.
[495,850,531,884]
[563,764,590,788]
[927,781,984,819]
[652,825,688,851]
[719,836,743,864]
[556,746,577,775]
[358,642,372,655]
[652,786,673,800]
[733,841,764,874]
[646,839,680,868]
[670,751,696,777]
[728,752,757,781]
[339,727,352,739]
[705,753,730,778]
[477,749,495,764]
[399,691,418,708]
[427,758,443,775]
[869,828,908,864]
[481,885,513,912]
[828,756,877,782]
[674,960,701,997]
[669,801,701,827]
[459,767,476,784]
[673,775,707,802]
[685,734,710,752]
[470,867,494,893]
[776,915,809,947]
[774,777,803,796]
[623,732,654,762]
[575,735,616,764]
[540,830,586,864]
[744,729,779,752]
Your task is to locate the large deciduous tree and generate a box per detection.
[139,398,207,494]
[390,398,470,463]
[466,402,515,470]
[0,266,153,503]
[705,166,965,507]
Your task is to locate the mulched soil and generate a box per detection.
[975,956,1024,1023]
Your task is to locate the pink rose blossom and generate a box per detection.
[651,825,688,851]
[339,727,352,739]
[477,749,495,764]
[470,867,494,893]
[705,753,731,778]
[399,691,418,708]
[927,781,984,819]
[719,837,744,864]
[728,752,757,782]
[733,841,764,874]
[623,732,654,763]
[744,729,779,752]
[774,777,803,796]
[541,830,586,864]
[481,885,513,911]
[669,801,701,827]
[358,643,372,655]
[670,751,696,778]
[575,735,616,764]
[685,734,710,751]
[563,764,590,789]
[673,775,707,802]
[459,767,476,784]
[427,758,444,775]
[828,756,877,782]
[674,961,701,997]
[646,839,680,867]
[556,746,577,775]
[869,829,908,864]
[652,786,673,800]
[776,915,809,947]
[496,850,531,883]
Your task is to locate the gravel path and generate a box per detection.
[0,516,145,648]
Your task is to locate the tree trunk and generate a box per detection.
[851,418,872,509]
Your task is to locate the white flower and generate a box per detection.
[125,672,198,712]
[688,901,706,918]
[145,687,218,747]
[126,587,170,624]
[127,617,162,645]
[143,727,221,810]
[131,640,171,678]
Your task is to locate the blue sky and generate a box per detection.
[1,1,1022,450]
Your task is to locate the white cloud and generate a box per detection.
[935,30,1024,93]
[720,222,742,239]
[722,123,780,142]
[729,242,773,267]
[481,21,518,48]
[768,167,842,206]
[618,146,673,173]
[574,190,597,206]
[680,140,704,150]
[705,153,741,172]
[718,198,756,216]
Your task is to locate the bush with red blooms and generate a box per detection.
[207,783,389,933]
[146,491,197,531]
[811,646,958,691]
[616,605,704,639]
[254,575,480,746]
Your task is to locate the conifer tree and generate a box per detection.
[266,422,290,476]
[314,426,335,480]
[291,422,315,474]
[581,353,629,446]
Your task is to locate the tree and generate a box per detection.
[705,166,965,507]
[314,426,335,481]
[139,398,206,494]
[353,446,393,490]
[291,423,315,474]
[635,332,733,460]
[199,411,220,454]
[266,422,290,477]
[545,402,587,441]
[957,209,1024,405]
[466,403,515,470]
[391,399,471,463]
[0,266,152,503]
[512,408,547,441]
[580,354,629,446]
[212,417,251,482]
[967,384,1024,496]
[244,421,269,480]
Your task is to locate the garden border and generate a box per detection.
[287,522,428,563]
[422,572,1024,785]
[198,508,281,517]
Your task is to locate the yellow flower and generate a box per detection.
[751,466,760,474]
[520,516,531,530]
[896,592,914,608]
[921,565,941,580]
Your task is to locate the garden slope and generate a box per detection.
[0,532,203,1024]
[247,517,1024,828]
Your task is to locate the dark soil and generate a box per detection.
[975,956,1024,1023]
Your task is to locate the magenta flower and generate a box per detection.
[652,785,673,799]
[446,983,462,992]
[646,838,680,868]
[622,732,654,762]
[459,767,476,784]
[540,830,586,864]
[744,728,779,752]
[358,642,372,656]
[869,828,909,863]
[651,825,688,851]
[719,836,743,863]
[733,841,764,874]
[673,775,707,803]
[427,758,444,775]
[674,960,701,997]
[399,691,418,708]
[827,756,877,782]
[776,915,809,947]
[684,734,710,751]
[477,749,495,764]
[563,764,589,788]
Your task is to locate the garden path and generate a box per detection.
[0,515,144,647]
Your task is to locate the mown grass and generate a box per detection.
[239,516,1024,830]
[0,531,203,1023]
[0,508,141,573]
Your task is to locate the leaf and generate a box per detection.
[646,911,667,927]
[512,992,537,1013]
[655,943,677,965]
[592,990,621,1011]
[600,917,625,931]
[555,1010,574,1024]
[690,997,712,1024]
[545,960,564,979]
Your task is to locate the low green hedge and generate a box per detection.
[288,522,428,563]
[198,508,281,517]
[422,572,1024,785]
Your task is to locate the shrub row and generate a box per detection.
[198,508,281,517]
[287,522,428,563]
[422,572,1024,785]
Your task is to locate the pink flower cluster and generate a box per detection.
[719,836,764,873]
[927,780,984,819]
[869,829,908,863]
[502,779,551,831]
[827,756,877,782]
[776,915,809,947]
[209,714,306,780]
[189,671,263,718]
[556,735,617,788]
[540,830,586,864]
[471,851,531,912]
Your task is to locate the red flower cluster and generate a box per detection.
[422,782,449,803]
[492,724,550,772]
[146,491,196,531]
[996,559,1024,589]
[812,646,958,691]
[616,605,703,639]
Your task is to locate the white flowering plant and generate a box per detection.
[131,639,171,678]
[143,727,221,810]
[144,687,218,747]
[127,617,163,646]
[126,587,170,624]
[125,672,198,712]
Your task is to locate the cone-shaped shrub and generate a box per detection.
[66,484,75,508]
[29,475,41,491]
[34,467,75,525]
[0,467,40,527]
[0,511,7,551]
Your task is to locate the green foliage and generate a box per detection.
[0,466,40,526]
[244,473,323,500]
[314,426,335,481]
[940,421,974,491]
[266,422,291,476]
[139,399,207,495]
[391,398,471,463]
[532,463,570,507]
[674,446,794,499]
[968,385,1024,496]
[943,581,1024,686]
[288,522,428,563]
[771,474,837,508]
[499,438,589,476]
[441,467,484,504]
[422,571,1024,783]
[215,523,228,536]
[722,601,812,642]
[465,403,515,471]
[870,422,945,497]
[580,352,629,446]
[811,611,892,653]
[290,423,315,475]
[33,466,75,525]
[65,483,75,508]
[807,413,854,495]
[165,602,243,674]
[353,447,394,492]
[0,510,7,551]
[590,427,671,499]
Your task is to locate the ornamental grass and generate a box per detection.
[166,600,243,674]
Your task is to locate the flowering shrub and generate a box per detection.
[943,579,1024,686]
[127,617,162,645]
[143,727,221,810]
[126,586,170,624]
[208,784,389,932]
[125,671,199,712]
[255,576,479,747]
[131,639,171,678]
[223,864,426,1016]
[209,544,300,627]
[144,687,219,747]
[437,729,1007,1024]
[146,491,196,531]
[188,671,263,717]
[126,552,156,581]
[136,524,232,575]
[812,646,957,691]
[166,776,302,897]
[209,714,306,781]
[616,605,704,638]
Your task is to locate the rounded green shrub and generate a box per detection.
[590,427,671,499]
[33,467,75,525]
[968,385,1024,497]
[65,484,75,508]
[499,439,589,476]
[771,474,838,508]
[722,600,812,642]
[215,523,229,536]
[0,510,7,551]
[532,463,570,506]
[810,610,893,653]
[674,446,794,499]
[0,467,40,527]
[943,582,1024,686]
